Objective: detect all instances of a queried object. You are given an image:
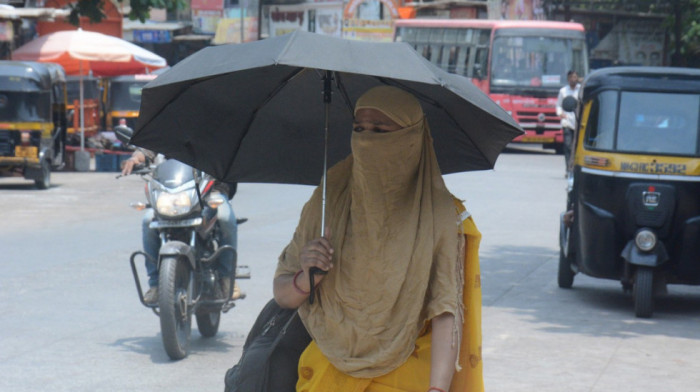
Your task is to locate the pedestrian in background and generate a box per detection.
[556,70,581,176]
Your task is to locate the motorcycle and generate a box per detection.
[116,126,249,359]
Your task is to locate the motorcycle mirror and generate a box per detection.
[562,96,578,112]
[114,124,134,145]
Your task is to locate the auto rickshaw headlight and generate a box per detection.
[156,191,193,216]
[635,229,657,252]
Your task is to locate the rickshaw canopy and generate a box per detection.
[0,61,66,92]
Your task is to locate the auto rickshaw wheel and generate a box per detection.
[557,217,575,288]
[558,248,575,288]
[34,159,51,190]
[634,267,654,318]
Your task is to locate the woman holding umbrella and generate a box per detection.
[274,86,483,392]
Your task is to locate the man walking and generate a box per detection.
[556,70,581,176]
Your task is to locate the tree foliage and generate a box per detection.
[68,0,185,24]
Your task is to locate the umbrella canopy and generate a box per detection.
[132,30,523,185]
[12,29,166,76]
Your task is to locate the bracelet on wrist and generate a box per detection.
[293,270,310,295]
[428,387,447,392]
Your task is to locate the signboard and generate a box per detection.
[213,17,259,44]
[268,6,309,37]
[193,9,223,34]
[343,0,399,18]
[133,30,173,43]
[591,20,665,66]
[191,0,224,11]
[342,18,393,42]
[316,8,342,37]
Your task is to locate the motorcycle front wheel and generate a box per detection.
[159,256,192,360]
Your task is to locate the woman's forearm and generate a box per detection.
[429,312,459,391]
[273,272,311,309]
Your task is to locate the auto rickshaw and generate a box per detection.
[558,66,700,318]
[0,61,67,189]
[105,74,157,130]
[66,74,103,145]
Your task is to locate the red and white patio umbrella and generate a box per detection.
[12,29,167,149]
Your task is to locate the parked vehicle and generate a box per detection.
[0,61,67,189]
[105,74,157,130]
[395,19,589,153]
[558,67,700,318]
[65,75,102,144]
[116,126,249,359]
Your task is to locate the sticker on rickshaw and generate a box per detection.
[14,146,37,158]
[620,161,687,175]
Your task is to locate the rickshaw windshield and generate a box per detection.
[110,82,145,111]
[584,90,700,156]
[0,92,51,122]
[67,80,100,102]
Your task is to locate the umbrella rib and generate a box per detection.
[379,77,491,167]
[334,72,355,116]
[224,67,307,179]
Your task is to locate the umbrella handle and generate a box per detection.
[308,267,328,305]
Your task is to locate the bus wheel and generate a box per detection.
[35,159,51,190]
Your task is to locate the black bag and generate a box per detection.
[224,299,312,392]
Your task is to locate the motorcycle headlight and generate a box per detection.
[156,191,193,217]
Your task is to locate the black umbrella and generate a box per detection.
[132,30,522,189]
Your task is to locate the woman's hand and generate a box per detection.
[297,227,334,290]
[273,227,333,309]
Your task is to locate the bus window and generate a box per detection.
[455,46,469,76]
[477,29,490,45]
[442,29,459,73]
[474,47,488,79]
[429,28,444,66]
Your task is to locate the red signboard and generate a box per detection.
[191,0,224,10]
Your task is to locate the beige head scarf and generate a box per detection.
[275,86,461,377]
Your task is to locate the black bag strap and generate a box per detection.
[266,310,299,355]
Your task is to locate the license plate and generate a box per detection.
[14,146,38,158]
[520,137,554,143]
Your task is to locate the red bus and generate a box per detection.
[394,19,589,153]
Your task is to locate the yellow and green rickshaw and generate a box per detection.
[105,73,157,130]
[0,61,67,189]
[559,66,700,318]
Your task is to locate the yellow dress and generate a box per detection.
[296,201,483,392]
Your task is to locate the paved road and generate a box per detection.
[1,150,699,392]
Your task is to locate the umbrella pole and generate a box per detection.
[320,71,332,237]
[79,62,85,151]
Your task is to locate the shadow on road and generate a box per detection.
[480,244,700,340]
[111,333,239,363]
[0,180,63,191]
